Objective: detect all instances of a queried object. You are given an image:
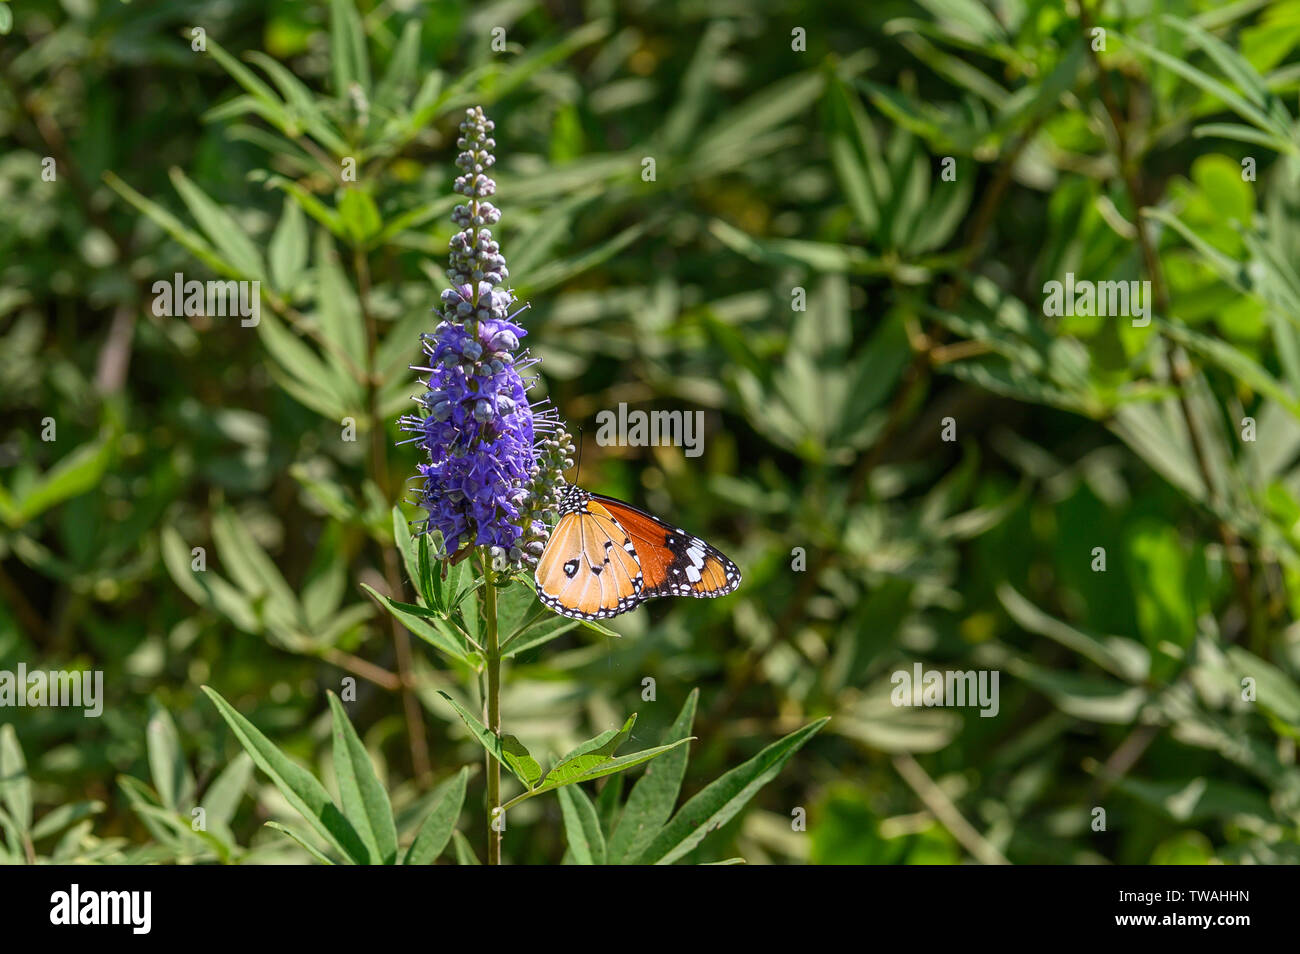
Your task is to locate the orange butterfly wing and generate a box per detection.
[534,502,644,620]
[590,494,741,600]
[536,485,741,619]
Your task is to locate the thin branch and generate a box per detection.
[892,752,1010,865]
[1080,1,1259,649]
[319,647,402,692]
[354,243,432,785]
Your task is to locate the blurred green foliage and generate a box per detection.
[3,0,1300,864]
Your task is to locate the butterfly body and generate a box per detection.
[535,484,741,620]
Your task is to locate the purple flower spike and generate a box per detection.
[400,107,573,570]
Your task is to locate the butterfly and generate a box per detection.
[535,483,741,620]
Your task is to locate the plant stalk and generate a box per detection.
[483,561,502,865]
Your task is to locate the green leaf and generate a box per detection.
[544,715,637,784]
[502,614,581,658]
[146,702,196,812]
[594,773,624,837]
[1008,657,1147,723]
[1193,122,1293,151]
[502,736,544,790]
[996,584,1150,684]
[392,505,421,593]
[340,188,382,245]
[0,725,31,833]
[265,821,336,864]
[1225,647,1300,730]
[202,686,369,864]
[404,767,468,865]
[640,717,829,865]
[1161,14,1272,110]
[243,50,348,154]
[993,40,1084,135]
[608,690,698,864]
[1126,518,1200,678]
[269,196,309,295]
[264,174,346,237]
[30,800,104,842]
[204,37,284,120]
[329,0,371,96]
[314,230,368,363]
[451,829,481,865]
[212,507,302,630]
[1123,31,1294,149]
[435,691,537,789]
[660,22,732,152]
[709,218,889,276]
[375,20,422,111]
[914,0,1006,43]
[328,692,398,864]
[363,584,471,663]
[102,171,230,276]
[169,168,267,281]
[517,220,652,295]
[256,309,356,421]
[1160,318,1300,418]
[693,68,827,176]
[201,752,254,831]
[161,525,260,633]
[1,430,114,528]
[416,532,439,611]
[524,738,693,801]
[824,72,887,233]
[557,784,606,865]
[1109,775,1275,826]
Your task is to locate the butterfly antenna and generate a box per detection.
[574,425,585,484]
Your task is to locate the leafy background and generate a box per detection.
[3,0,1300,864]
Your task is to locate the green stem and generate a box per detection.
[483,556,502,865]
